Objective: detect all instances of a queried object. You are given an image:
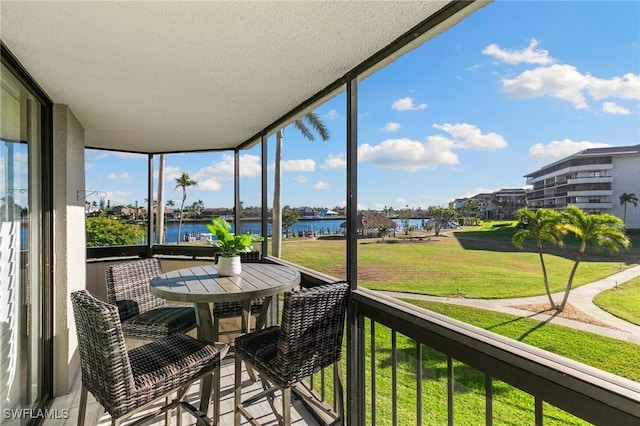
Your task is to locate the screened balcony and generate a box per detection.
[1,1,639,425]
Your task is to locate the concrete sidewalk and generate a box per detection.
[378,265,640,344]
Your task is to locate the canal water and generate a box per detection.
[163,218,427,243]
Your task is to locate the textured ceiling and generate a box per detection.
[1,1,477,153]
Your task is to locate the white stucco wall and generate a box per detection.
[612,155,640,230]
[52,104,86,396]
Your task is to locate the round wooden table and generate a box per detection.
[150,262,300,416]
[150,262,301,344]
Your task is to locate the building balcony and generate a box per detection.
[526,164,614,186]
[568,176,613,185]
[572,202,614,209]
[567,190,612,198]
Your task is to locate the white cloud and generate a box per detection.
[293,175,307,183]
[391,97,427,111]
[314,181,329,190]
[162,165,183,183]
[324,109,340,120]
[482,38,556,65]
[195,178,222,192]
[384,122,401,132]
[108,171,130,180]
[282,159,315,172]
[396,198,407,205]
[358,123,507,172]
[432,123,508,150]
[501,64,640,109]
[602,102,630,115]
[528,139,611,159]
[502,64,590,109]
[191,154,261,186]
[359,123,507,171]
[321,153,346,169]
[587,73,640,100]
[238,154,262,177]
[358,137,458,171]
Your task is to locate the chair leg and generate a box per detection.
[334,361,345,425]
[77,386,88,426]
[200,374,213,417]
[234,355,242,426]
[213,367,221,426]
[245,359,258,382]
[213,315,220,343]
[282,387,291,426]
[165,396,171,425]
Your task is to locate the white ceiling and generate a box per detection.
[1,1,482,153]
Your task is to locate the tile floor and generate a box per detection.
[45,354,320,426]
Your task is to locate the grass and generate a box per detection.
[291,222,639,423]
[309,301,639,426]
[281,229,637,299]
[593,276,640,325]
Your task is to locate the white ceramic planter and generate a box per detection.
[217,255,242,276]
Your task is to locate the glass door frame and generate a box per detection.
[1,42,54,417]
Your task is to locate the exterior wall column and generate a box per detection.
[52,104,86,396]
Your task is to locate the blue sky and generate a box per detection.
[85,1,640,212]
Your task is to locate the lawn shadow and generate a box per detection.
[485,308,559,341]
[372,344,512,397]
[451,230,638,266]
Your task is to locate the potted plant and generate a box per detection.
[206,216,263,276]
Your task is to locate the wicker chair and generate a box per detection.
[105,258,196,340]
[233,282,349,426]
[212,251,265,341]
[71,290,229,426]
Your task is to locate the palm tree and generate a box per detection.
[517,192,528,208]
[512,207,565,309]
[619,192,638,225]
[191,199,204,219]
[272,112,329,257]
[166,199,175,208]
[557,206,630,312]
[174,172,197,244]
[156,154,165,244]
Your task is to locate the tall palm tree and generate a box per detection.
[174,172,197,244]
[272,112,329,257]
[512,207,565,309]
[619,192,638,225]
[156,154,165,244]
[557,206,630,312]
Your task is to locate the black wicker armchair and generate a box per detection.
[71,290,229,426]
[105,258,196,340]
[233,281,349,426]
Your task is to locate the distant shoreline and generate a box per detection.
[165,216,347,224]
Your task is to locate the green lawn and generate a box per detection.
[281,227,638,299]
[292,223,639,424]
[317,301,639,426]
[593,276,640,325]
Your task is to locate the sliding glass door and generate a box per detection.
[1,55,51,422]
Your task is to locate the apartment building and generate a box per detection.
[525,145,640,229]
[452,187,526,220]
